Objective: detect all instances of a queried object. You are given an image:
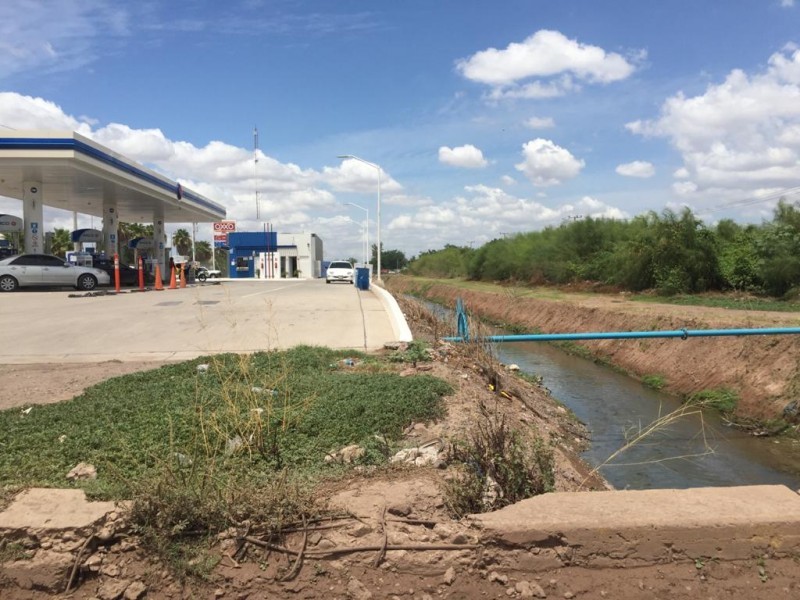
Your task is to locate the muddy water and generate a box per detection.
[498,341,800,490]
[420,299,800,490]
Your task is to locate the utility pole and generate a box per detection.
[254,126,260,220]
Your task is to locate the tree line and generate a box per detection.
[406,201,800,297]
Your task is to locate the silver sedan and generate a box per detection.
[0,254,111,292]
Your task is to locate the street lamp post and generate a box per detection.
[337,154,382,281]
[347,202,369,267]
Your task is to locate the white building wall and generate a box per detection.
[252,232,323,280]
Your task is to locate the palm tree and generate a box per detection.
[214,247,229,276]
[118,222,154,264]
[173,228,192,256]
[49,228,72,257]
[194,240,212,263]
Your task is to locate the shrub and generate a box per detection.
[642,374,666,390]
[443,402,554,517]
[687,388,739,414]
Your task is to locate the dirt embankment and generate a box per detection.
[3,292,799,599]
[386,277,800,422]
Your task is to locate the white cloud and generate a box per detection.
[672,181,698,196]
[0,93,91,131]
[321,158,402,194]
[615,160,655,178]
[576,196,629,220]
[673,167,690,179]
[515,139,585,186]
[488,76,579,100]
[782,0,794,8]
[384,194,433,208]
[524,116,556,129]
[387,185,627,252]
[500,175,517,186]
[0,0,129,79]
[627,45,800,201]
[456,30,641,100]
[438,144,488,168]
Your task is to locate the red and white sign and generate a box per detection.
[0,214,22,233]
[213,233,228,242]
[213,221,236,233]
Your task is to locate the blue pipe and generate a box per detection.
[443,327,800,343]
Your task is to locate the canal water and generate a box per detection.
[498,341,800,490]
[422,299,800,490]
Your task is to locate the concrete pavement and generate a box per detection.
[0,279,404,363]
[473,485,800,566]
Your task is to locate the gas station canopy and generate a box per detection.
[0,131,225,223]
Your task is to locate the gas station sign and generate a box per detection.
[213,221,236,233]
[0,214,22,232]
[129,237,155,250]
[213,222,234,248]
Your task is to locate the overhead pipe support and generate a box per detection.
[446,297,800,343]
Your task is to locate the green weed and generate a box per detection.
[388,340,432,364]
[0,346,451,496]
[443,402,554,518]
[0,540,33,563]
[687,388,739,414]
[642,374,667,390]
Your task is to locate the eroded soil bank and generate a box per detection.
[385,277,800,423]
[2,288,799,599]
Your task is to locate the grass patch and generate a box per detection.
[0,346,453,578]
[387,340,432,364]
[642,374,667,390]
[686,388,739,414]
[0,346,451,496]
[399,276,574,301]
[0,540,33,563]
[631,293,800,312]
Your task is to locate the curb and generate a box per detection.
[370,282,413,342]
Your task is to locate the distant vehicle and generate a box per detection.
[196,266,222,282]
[0,253,111,292]
[91,257,141,286]
[326,260,354,284]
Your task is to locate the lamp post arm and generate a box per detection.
[337,154,383,281]
[377,167,382,281]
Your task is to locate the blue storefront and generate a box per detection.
[227,231,279,279]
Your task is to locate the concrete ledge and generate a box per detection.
[370,282,413,342]
[472,485,800,567]
[0,488,117,532]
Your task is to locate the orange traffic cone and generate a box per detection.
[169,266,177,289]
[154,265,164,290]
[180,267,187,288]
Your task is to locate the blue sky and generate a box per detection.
[2,0,800,259]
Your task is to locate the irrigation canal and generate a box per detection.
[423,300,800,490]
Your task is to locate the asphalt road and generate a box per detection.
[0,279,399,363]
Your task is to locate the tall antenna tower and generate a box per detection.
[254,126,260,220]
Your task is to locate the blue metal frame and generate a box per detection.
[445,297,800,343]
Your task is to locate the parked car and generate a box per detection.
[196,266,222,282]
[91,257,142,286]
[0,254,111,292]
[326,261,354,284]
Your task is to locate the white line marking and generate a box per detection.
[242,283,299,298]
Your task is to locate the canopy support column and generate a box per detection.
[102,200,118,256]
[22,181,43,254]
[153,212,166,282]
